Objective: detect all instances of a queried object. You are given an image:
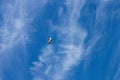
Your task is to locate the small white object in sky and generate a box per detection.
[48,37,53,44]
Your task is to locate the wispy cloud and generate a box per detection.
[31,45,56,80]
[0,0,48,79]
[0,0,28,52]
[30,0,92,80]
[0,0,48,52]
[0,0,32,79]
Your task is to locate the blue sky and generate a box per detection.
[0,0,120,80]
